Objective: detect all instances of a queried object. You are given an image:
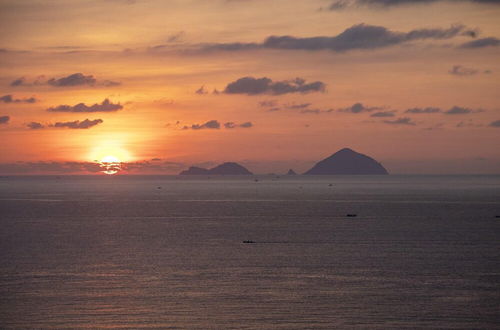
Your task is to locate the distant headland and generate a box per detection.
[179,148,388,175]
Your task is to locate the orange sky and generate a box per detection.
[0,0,499,174]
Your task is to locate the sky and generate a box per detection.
[0,0,499,174]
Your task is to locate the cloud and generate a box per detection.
[456,119,484,128]
[489,120,500,127]
[404,106,478,114]
[102,80,121,87]
[47,99,123,112]
[10,77,27,87]
[370,111,396,117]
[284,103,312,110]
[339,102,379,113]
[204,23,475,54]
[259,101,334,114]
[0,94,37,103]
[224,121,253,128]
[300,107,335,114]
[383,117,416,125]
[183,120,221,130]
[423,122,445,130]
[325,0,500,10]
[181,120,253,130]
[460,37,500,48]
[239,121,253,128]
[0,115,9,124]
[259,100,278,107]
[47,73,97,87]
[448,65,479,76]
[0,161,103,174]
[195,85,208,94]
[444,106,473,115]
[52,119,103,129]
[11,73,121,88]
[27,122,44,129]
[166,31,185,43]
[405,107,441,114]
[224,77,325,95]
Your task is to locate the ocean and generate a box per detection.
[0,175,499,329]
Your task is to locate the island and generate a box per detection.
[304,148,388,175]
[286,169,297,175]
[180,162,253,175]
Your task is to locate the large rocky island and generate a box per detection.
[180,162,253,175]
[304,148,388,175]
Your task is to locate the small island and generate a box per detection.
[180,162,253,175]
[304,148,388,175]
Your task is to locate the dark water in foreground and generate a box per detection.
[0,175,499,329]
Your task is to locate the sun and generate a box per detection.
[99,155,122,175]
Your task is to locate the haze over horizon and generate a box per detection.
[1,0,499,175]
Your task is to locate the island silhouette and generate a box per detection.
[179,148,388,175]
[304,148,388,175]
[180,162,253,175]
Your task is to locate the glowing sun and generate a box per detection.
[99,155,122,175]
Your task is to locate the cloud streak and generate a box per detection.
[182,120,254,130]
[224,121,253,128]
[404,106,480,114]
[383,117,416,125]
[10,73,121,88]
[325,0,500,10]
[202,23,476,54]
[448,65,485,76]
[48,73,96,87]
[459,37,500,49]
[339,102,379,113]
[224,77,325,95]
[52,119,103,129]
[183,120,221,130]
[0,94,37,103]
[47,99,123,113]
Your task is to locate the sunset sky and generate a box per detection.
[0,0,499,174]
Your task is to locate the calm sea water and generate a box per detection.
[0,175,499,329]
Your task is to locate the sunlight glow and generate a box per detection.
[99,155,122,175]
